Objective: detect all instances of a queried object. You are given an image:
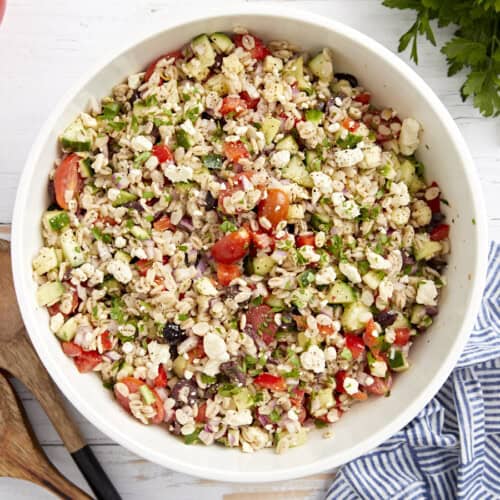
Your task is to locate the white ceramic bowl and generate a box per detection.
[12,4,489,482]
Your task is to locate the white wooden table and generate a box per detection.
[0,1,498,498]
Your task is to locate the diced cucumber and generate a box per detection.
[43,210,70,232]
[253,256,275,276]
[410,304,427,325]
[131,225,150,240]
[112,190,138,207]
[173,356,188,377]
[209,32,234,54]
[262,116,281,144]
[102,277,122,295]
[287,204,305,220]
[55,249,63,264]
[282,156,313,188]
[277,428,308,448]
[297,331,315,349]
[57,316,79,342]
[60,119,92,152]
[33,247,58,275]
[263,55,283,73]
[388,350,409,372]
[316,387,335,409]
[114,250,131,263]
[413,233,442,261]
[176,129,194,149]
[191,34,216,66]
[341,301,371,331]
[233,388,253,410]
[276,135,299,152]
[116,361,135,380]
[398,159,425,193]
[79,158,93,178]
[327,281,356,304]
[305,109,324,125]
[305,150,321,171]
[139,384,156,405]
[283,57,312,93]
[205,73,228,95]
[362,270,385,290]
[392,313,410,329]
[265,294,285,310]
[36,281,65,306]
[291,288,313,309]
[308,51,333,83]
[60,229,85,267]
[310,213,331,232]
[182,59,210,81]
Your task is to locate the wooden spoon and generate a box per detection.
[0,371,90,499]
[0,240,121,500]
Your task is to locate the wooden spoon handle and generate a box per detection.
[7,332,121,500]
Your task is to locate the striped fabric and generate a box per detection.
[326,243,500,500]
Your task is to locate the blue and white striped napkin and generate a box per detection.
[326,242,500,500]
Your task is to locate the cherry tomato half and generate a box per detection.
[344,333,365,359]
[296,233,316,247]
[430,223,450,241]
[258,188,290,229]
[253,373,287,391]
[223,141,249,163]
[366,375,392,396]
[74,350,102,373]
[144,49,184,81]
[220,96,247,116]
[217,263,242,286]
[61,341,82,358]
[394,327,411,346]
[211,227,251,264]
[233,34,270,61]
[239,91,260,109]
[152,144,173,163]
[54,153,80,209]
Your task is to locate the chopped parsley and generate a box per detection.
[336,133,362,149]
[220,220,237,233]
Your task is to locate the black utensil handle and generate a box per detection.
[71,445,121,500]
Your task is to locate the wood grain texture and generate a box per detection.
[0,0,498,498]
[0,372,90,499]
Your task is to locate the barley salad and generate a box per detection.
[33,29,451,453]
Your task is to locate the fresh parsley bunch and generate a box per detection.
[383,0,500,117]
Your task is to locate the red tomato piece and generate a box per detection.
[341,117,360,132]
[188,339,206,362]
[151,144,173,163]
[296,233,316,247]
[211,227,251,264]
[136,259,153,276]
[233,34,270,61]
[430,223,450,241]
[363,319,379,349]
[253,373,287,391]
[223,141,249,163]
[353,93,371,104]
[153,215,174,231]
[344,333,365,359]
[246,304,278,344]
[100,331,113,351]
[258,188,290,229]
[217,263,242,286]
[318,324,334,336]
[195,402,207,423]
[144,49,183,81]
[154,364,168,388]
[366,375,392,396]
[239,91,260,109]
[251,231,274,250]
[61,341,82,358]
[54,153,81,209]
[74,350,102,373]
[335,370,347,394]
[220,96,247,115]
[394,327,411,346]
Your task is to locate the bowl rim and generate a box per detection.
[11,3,489,482]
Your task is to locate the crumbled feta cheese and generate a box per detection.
[325,346,337,361]
[203,359,221,376]
[107,188,120,202]
[50,313,65,333]
[223,409,253,427]
[331,192,345,206]
[335,199,360,219]
[164,164,193,183]
[147,341,171,364]
[366,249,391,270]
[131,135,153,152]
[315,266,337,285]
[370,360,387,378]
[127,73,143,90]
[298,245,321,263]
[361,145,383,169]
[145,154,160,170]
[385,327,396,344]
[192,322,210,336]
[203,333,229,361]
[399,118,421,156]
[311,172,334,194]
[334,147,364,167]
[194,277,218,296]
[343,377,359,395]
[114,236,127,249]
[80,112,97,129]
[107,259,132,284]
[270,150,290,168]
[416,280,438,306]
[378,278,394,302]
[339,262,361,284]
[300,345,326,373]
[390,182,410,207]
